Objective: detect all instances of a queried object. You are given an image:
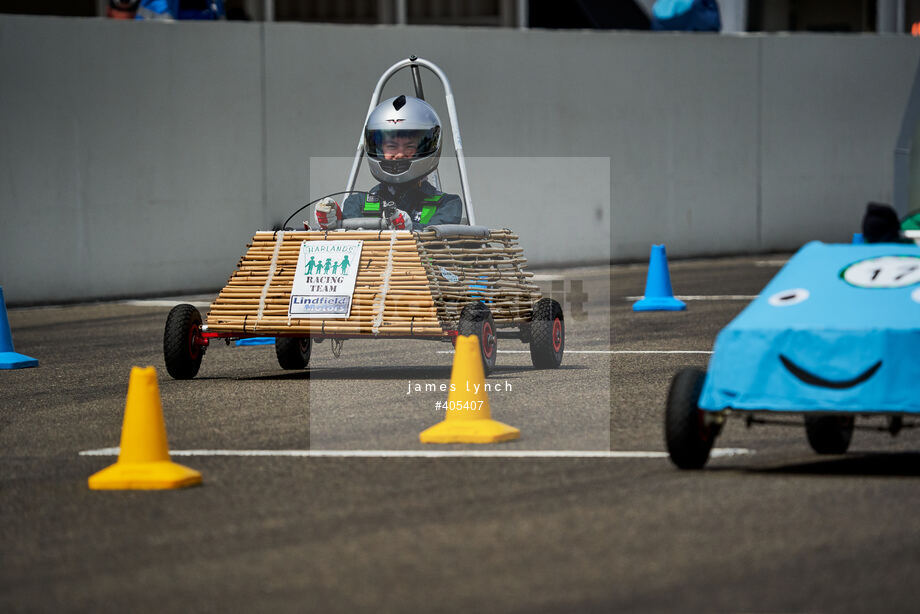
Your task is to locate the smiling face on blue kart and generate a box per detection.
[698,242,920,414]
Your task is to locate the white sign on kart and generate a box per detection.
[289,240,364,318]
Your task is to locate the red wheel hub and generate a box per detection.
[695,409,712,442]
[482,321,495,358]
[188,324,201,359]
[552,318,562,352]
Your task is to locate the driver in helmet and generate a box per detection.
[312,95,464,231]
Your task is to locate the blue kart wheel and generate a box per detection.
[665,368,720,470]
[804,415,854,455]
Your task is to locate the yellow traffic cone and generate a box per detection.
[419,334,520,444]
[89,366,202,490]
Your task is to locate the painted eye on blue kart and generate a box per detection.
[768,288,810,307]
[913,287,920,304]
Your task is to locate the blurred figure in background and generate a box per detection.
[862,203,912,243]
[135,0,224,20]
[651,0,721,31]
[107,0,139,19]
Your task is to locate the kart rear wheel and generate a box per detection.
[529,298,564,369]
[459,302,497,375]
[804,415,854,454]
[665,368,719,470]
[275,337,312,370]
[164,304,204,380]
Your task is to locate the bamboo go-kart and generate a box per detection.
[163,57,564,380]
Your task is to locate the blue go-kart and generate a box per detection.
[665,240,920,469]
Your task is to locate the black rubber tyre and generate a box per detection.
[458,302,497,375]
[665,368,720,470]
[529,298,564,369]
[164,304,204,380]
[804,415,854,454]
[275,337,312,370]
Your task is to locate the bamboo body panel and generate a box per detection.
[205,229,542,337]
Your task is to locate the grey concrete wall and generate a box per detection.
[760,36,920,250]
[0,16,263,304]
[0,15,917,304]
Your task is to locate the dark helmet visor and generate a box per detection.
[365,127,440,160]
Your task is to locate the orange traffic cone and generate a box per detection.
[89,366,202,490]
[419,334,520,443]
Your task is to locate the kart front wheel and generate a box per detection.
[164,304,205,380]
[529,298,564,369]
[459,302,497,375]
[665,368,719,470]
[275,337,312,370]
[804,415,854,454]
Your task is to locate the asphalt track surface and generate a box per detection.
[3,255,920,613]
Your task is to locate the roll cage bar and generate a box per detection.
[344,56,476,226]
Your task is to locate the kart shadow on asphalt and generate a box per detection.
[239,364,586,381]
[713,452,920,477]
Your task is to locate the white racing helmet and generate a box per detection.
[364,95,441,185]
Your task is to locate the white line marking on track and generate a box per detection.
[437,350,711,354]
[625,295,757,301]
[80,448,752,459]
[121,300,212,308]
[609,350,712,354]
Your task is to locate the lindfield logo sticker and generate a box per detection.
[289,240,364,318]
